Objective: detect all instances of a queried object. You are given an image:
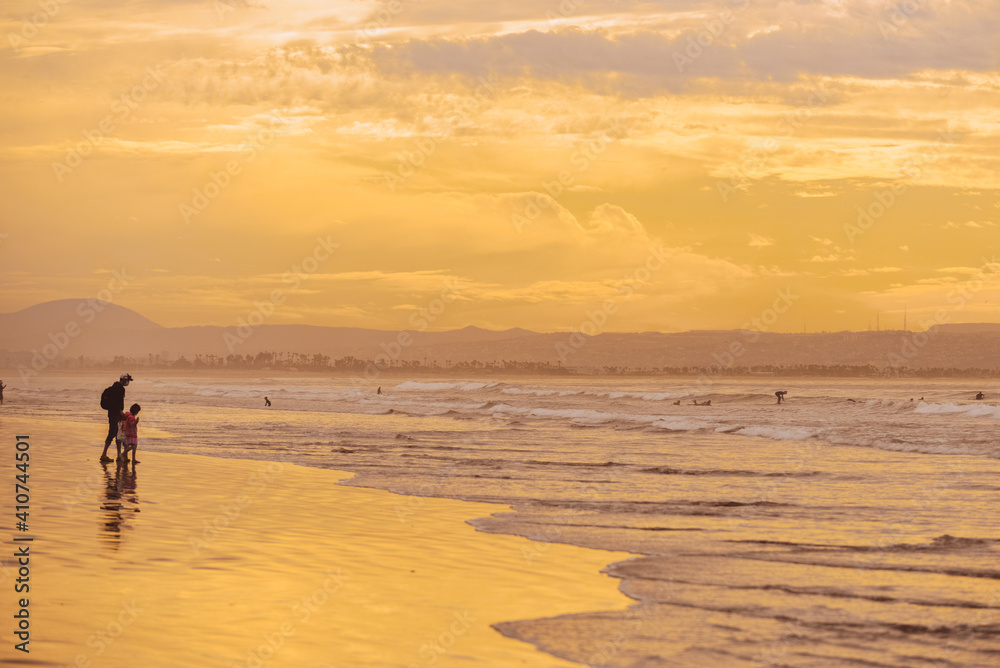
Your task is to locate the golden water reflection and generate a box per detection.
[100,459,139,549]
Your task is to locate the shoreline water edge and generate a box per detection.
[0,416,633,668]
[3,373,1000,666]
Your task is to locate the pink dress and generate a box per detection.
[119,412,139,446]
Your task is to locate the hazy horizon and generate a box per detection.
[6,297,1000,335]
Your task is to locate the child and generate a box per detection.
[119,403,141,463]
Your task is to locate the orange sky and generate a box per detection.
[1,0,998,332]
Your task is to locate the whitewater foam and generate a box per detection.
[730,426,819,441]
[394,380,499,392]
[914,402,1000,419]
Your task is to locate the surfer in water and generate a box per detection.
[975,392,985,400]
[775,390,787,404]
[377,387,382,395]
[265,396,271,407]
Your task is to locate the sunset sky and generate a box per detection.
[1,0,998,332]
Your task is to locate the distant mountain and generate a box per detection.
[0,299,163,355]
[2,300,1000,370]
[1,299,162,331]
[0,300,540,361]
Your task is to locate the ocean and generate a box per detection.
[11,373,1000,666]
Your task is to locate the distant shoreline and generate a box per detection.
[3,366,999,380]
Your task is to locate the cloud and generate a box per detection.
[585,203,648,239]
[748,233,774,248]
[935,266,983,274]
[357,7,1000,86]
[3,0,1000,332]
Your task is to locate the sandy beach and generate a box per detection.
[0,416,631,668]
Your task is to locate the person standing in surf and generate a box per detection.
[775,390,787,404]
[100,373,132,462]
[0,379,5,405]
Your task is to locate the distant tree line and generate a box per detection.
[3,350,999,378]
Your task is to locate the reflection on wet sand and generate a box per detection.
[1,417,627,668]
[100,460,139,549]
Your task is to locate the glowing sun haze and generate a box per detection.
[1,0,998,331]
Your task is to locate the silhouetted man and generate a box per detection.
[775,390,788,404]
[100,374,132,462]
[265,396,271,407]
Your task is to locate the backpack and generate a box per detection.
[100,385,115,410]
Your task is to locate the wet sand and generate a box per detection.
[0,417,630,667]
